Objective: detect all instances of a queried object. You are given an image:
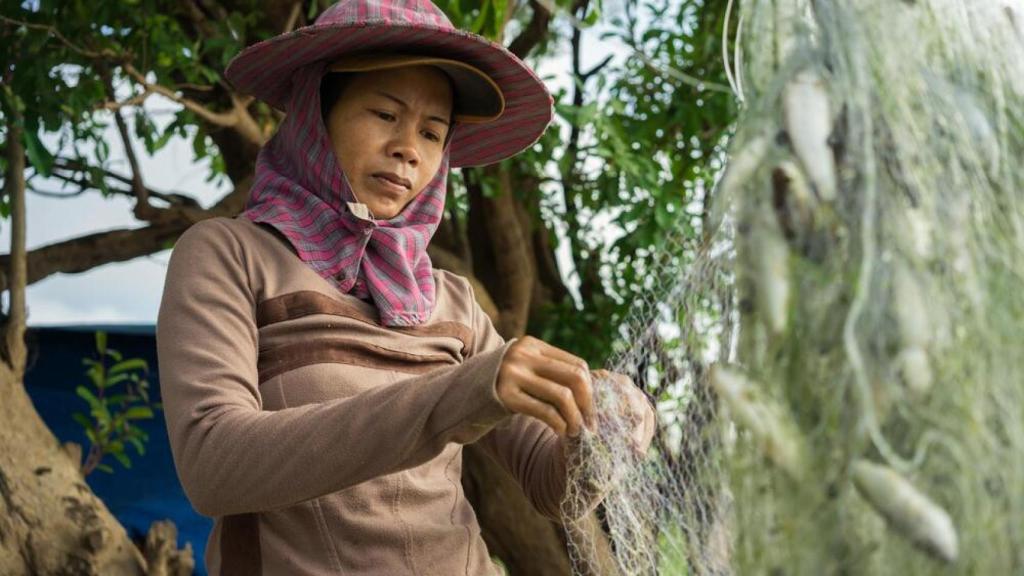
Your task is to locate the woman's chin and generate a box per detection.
[368,202,400,221]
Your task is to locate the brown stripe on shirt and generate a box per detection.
[221,513,261,576]
[256,290,475,355]
[257,337,459,383]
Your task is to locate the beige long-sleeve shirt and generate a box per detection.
[156,216,572,575]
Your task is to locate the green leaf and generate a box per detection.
[91,406,112,429]
[471,1,491,36]
[75,385,103,412]
[127,436,146,456]
[109,358,148,376]
[101,373,130,389]
[124,406,154,420]
[95,331,107,354]
[71,412,93,430]
[192,133,208,159]
[96,463,114,474]
[112,450,132,469]
[490,0,508,38]
[23,126,55,177]
[655,202,674,228]
[85,364,103,388]
[104,394,131,405]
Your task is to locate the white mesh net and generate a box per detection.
[559,1,1024,574]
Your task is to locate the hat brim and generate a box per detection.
[327,54,505,124]
[225,22,552,168]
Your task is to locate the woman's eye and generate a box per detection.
[422,131,441,143]
[373,110,396,121]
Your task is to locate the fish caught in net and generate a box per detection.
[559,0,1024,574]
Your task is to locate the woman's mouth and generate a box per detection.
[372,172,411,195]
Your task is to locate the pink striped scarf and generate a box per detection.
[241,61,449,326]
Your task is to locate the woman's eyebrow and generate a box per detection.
[374,90,450,126]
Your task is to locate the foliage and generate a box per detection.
[518,0,738,364]
[0,0,736,374]
[74,330,161,475]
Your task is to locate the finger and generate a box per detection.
[632,398,657,456]
[534,340,590,373]
[520,375,586,437]
[533,360,596,430]
[505,388,570,437]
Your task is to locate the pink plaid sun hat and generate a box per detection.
[225,0,554,168]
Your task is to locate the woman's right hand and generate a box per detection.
[495,336,597,438]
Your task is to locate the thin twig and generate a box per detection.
[121,63,240,128]
[101,70,151,216]
[0,14,119,60]
[533,0,732,94]
[99,90,153,111]
[581,54,614,82]
[50,162,203,208]
[283,1,303,34]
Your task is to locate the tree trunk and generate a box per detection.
[462,444,573,575]
[0,362,145,575]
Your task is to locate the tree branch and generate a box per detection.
[0,14,119,60]
[427,244,499,323]
[98,89,153,112]
[27,186,89,199]
[46,163,203,209]
[464,168,535,339]
[283,1,303,33]
[181,0,219,40]
[100,70,154,220]
[121,63,265,146]
[581,53,614,82]
[507,0,554,59]
[0,220,191,294]
[562,13,602,304]
[532,216,571,305]
[486,167,534,337]
[2,90,28,375]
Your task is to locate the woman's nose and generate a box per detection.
[388,125,420,167]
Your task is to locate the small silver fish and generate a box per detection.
[783,70,839,202]
[851,459,958,563]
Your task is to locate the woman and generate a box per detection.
[156,1,656,574]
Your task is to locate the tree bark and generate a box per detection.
[461,445,573,575]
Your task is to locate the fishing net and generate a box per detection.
[559,1,1024,574]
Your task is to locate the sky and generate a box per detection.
[13,7,631,327]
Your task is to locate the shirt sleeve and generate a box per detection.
[156,218,515,518]
[461,277,576,521]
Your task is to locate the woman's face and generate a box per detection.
[325,66,454,220]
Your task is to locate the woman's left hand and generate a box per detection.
[591,369,657,458]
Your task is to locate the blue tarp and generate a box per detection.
[24,324,211,575]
